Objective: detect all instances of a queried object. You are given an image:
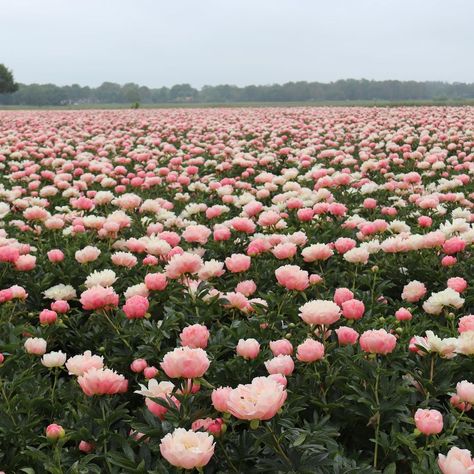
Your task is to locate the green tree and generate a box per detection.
[0,64,18,93]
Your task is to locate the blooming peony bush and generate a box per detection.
[1,107,474,472]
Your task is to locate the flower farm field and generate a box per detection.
[1,107,474,473]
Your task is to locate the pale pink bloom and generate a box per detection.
[302,243,333,262]
[15,254,36,271]
[227,376,287,420]
[309,274,323,285]
[231,217,256,233]
[359,329,397,355]
[0,246,20,263]
[130,358,148,373]
[197,260,225,280]
[75,246,101,264]
[450,394,472,413]
[161,347,210,379]
[275,265,309,291]
[180,324,210,349]
[66,350,104,376]
[236,338,260,359]
[264,354,294,376]
[80,286,119,311]
[269,339,293,356]
[333,288,354,306]
[135,379,179,418]
[111,251,137,268]
[225,254,251,273]
[401,280,427,302]
[459,315,474,333]
[24,337,47,355]
[165,252,203,279]
[182,225,212,245]
[235,280,257,296]
[335,326,359,345]
[192,417,224,436]
[10,285,28,300]
[395,308,413,321]
[212,387,232,412]
[448,277,468,293]
[41,351,67,368]
[78,367,128,396]
[456,381,474,404]
[299,300,341,326]
[160,428,215,470]
[334,237,356,254]
[39,309,57,325]
[296,339,325,362]
[144,366,159,379]
[438,447,474,474]
[47,249,64,263]
[442,256,457,267]
[341,299,365,320]
[223,292,251,311]
[443,237,466,255]
[272,242,297,259]
[122,295,149,319]
[414,408,443,435]
[258,210,281,227]
[144,272,168,291]
[343,247,369,264]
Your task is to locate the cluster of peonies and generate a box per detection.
[2,107,474,471]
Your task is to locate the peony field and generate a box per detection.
[2,106,474,473]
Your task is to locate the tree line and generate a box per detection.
[1,79,474,106]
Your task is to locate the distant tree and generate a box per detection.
[0,64,18,93]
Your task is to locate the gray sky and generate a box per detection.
[2,0,473,87]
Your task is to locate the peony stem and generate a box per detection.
[373,362,381,469]
[266,423,292,468]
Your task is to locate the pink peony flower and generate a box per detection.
[414,408,443,435]
[225,253,251,273]
[275,265,309,291]
[296,339,325,362]
[438,447,474,474]
[161,347,210,379]
[264,354,294,376]
[401,280,427,302]
[80,286,119,311]
[78,367,128,396]
[269,339,293,356]
[122,295,149,319]
[180,324,210,349]
[212,387,232,412]
[359,329,397,355]
[160,428,215,470]
[47,249,65,263]
[236,338,260,359]
[145,272,168,291]
[341,299,365,320]
[135,379,179,418]
[227,376,287,420]
[299,300,341,326]
[456,380,474,404]
[335,326,359,345]
[24,337,47,355]
[130,358,148,373]
[66,350,104,376]
[447,277,468,293]
[395,307,413,321]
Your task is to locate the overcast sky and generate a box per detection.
[2,0,473,88]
